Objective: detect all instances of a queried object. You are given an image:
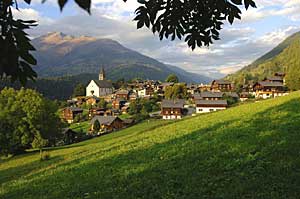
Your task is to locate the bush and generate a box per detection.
[40,151,51,161]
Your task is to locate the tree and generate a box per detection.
[0,88,63,156]
[72,83,86,97]
[93,120,100,134]
[166,74,179,83]
[0,0,256,85]
[165,84,188,99]
[97,99,108,109]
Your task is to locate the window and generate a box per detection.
[199,109,203,112]
[209,109,214,112]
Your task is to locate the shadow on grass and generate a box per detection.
[2,99,300,199]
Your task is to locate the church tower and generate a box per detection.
[99,67,105,80]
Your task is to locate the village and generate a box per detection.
[60,68,289,142]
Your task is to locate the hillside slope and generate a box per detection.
[227,31,300,90]
[1,92,300,198]
[32,32,211,83]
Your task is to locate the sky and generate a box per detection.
[13,0,300,78]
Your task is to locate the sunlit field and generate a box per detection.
[1,92,300,199]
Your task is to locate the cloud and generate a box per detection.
[12,8,54,25]
[16,0,300,79]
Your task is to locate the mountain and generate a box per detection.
[32,32,211,83]
[226,31,300,90]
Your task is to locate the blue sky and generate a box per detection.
[13,0,300,78]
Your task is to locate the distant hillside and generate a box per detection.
[1,92,300,199]
[227,31,300,90]
[32,32,211,83]
[0,74,98,100]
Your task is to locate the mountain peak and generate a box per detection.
[38,32,97,45]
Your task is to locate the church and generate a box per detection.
[86,68,114,97]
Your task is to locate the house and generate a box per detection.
[86,68,114,97]
[187,84,199,95]
[253,81,286,99]
[195,100,227,113]
[264,76,284,84]
[61,107,83,123]
[115,90,130,100]
[112,99,127,110]
[88,107,112,119]
[86,96,100,106]
[62,128,77,145]
[223,92,240,100]
[200,91,224,100]
[198,83,211,92]
[161,99,185,119]
[211,80,233,92]
[121,105,130,114]
[90,116,124,133]
[239,92,250,102]
[122,118,135,126]
[129,92,138,101]
[137,87,154,98]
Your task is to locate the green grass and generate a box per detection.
[1,92,300,199]
[69,121,91,133]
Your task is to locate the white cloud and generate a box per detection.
[12,8,54,25]
[16,0,300,79]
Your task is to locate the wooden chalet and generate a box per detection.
[129,92,138,101]
[211,80,233,92]
[88,108,112,119]
[195,100,227,113]
[115,90,130,100]
[90,116,124,133]
[200,91,224,100]
[61,107,83,123]
[253,81,285,99]
[112,99,127,110]
[239,92,251,102]
[86,96,100,106]
[264,76,284,84]
[161,99,185,120]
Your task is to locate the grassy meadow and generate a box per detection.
[1,92,300,199]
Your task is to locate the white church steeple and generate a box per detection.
[99,67,105,80]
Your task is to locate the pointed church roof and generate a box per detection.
[93,80,113,88]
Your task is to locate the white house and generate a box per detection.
[195,100,227,113]
[86,68,114,97]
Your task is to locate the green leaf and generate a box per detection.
[74,0,91,14]
[58,0,68,11]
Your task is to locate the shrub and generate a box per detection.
[40,151,51,161]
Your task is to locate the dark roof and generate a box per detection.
[266,76,283,81]
[195,100,228,106]
[91,116,120,125]
[161,99,185,108]
[192,93,202,100]
[240,92,250,96]
[115,90,129,95]
[212,80,232,85]
[87,96,100,100]
[224,92,239,98]
[67,107,83,112]
[275,72,285,76]
[123,118,134,124]
[200,91,224,98]
[257,81,284,87]
[93,80,113,88]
